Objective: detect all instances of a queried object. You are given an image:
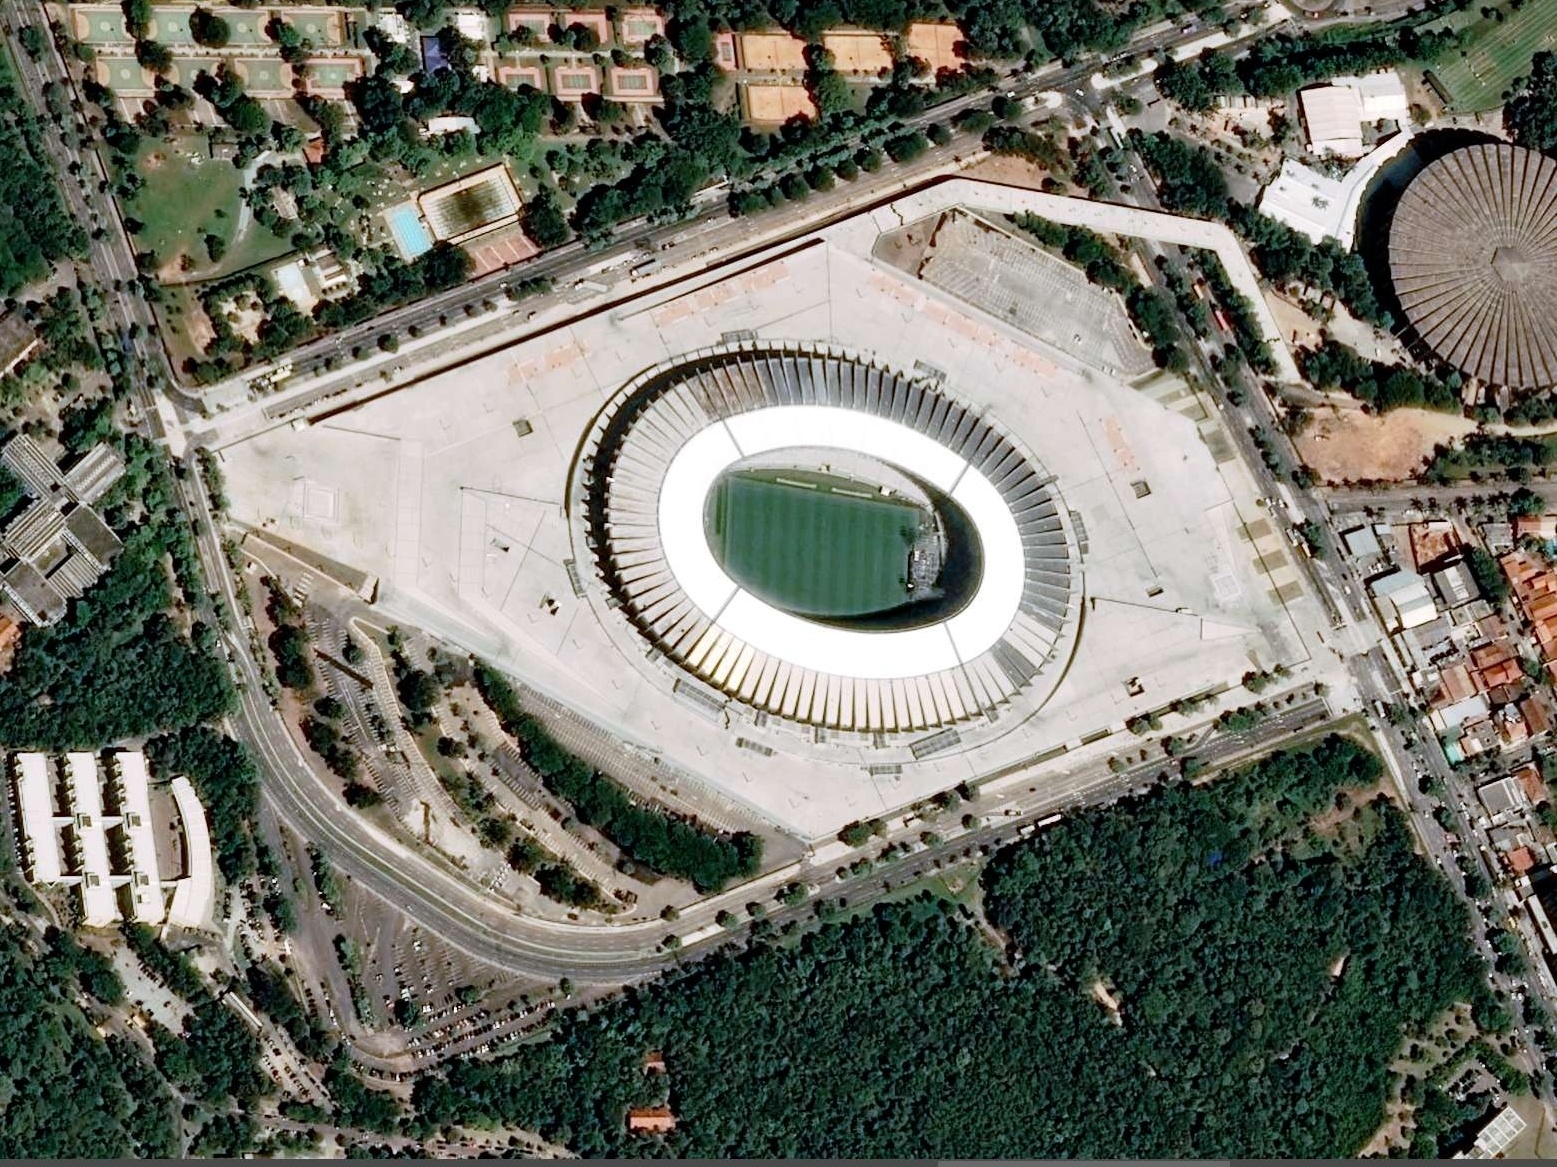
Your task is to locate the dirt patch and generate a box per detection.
[964,153,1048,190]
[1294,405,1475,484]
[181,298,216,353]
[1265,291,1323,350]
[155,252,191,283]
[143,151,165,171]
[222,292,267,346]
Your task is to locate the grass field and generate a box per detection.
[127,137,289,279]
[707,470,924,618]
[1427,0,1557,111]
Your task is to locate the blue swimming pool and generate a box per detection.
[386,204,434,259]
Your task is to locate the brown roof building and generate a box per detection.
[627,1107,677,1133]
[1503,550,1557,661]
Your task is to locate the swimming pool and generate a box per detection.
[385,203,434,259]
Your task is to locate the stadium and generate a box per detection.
[577,345,1080,733]
[220,180,1319,835]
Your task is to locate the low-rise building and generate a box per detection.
[1502,550,1557,663]
[0,436,124,626]
[1370,569,1438,631]
[8,751,214,929]
[1296,71,1408,157]
[627,1107,677,1134]
[1428,559,1478,610]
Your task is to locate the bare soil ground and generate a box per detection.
[964,154,1048,190]
[1294,405,1474,484]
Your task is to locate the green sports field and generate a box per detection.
[707,470,924,618]
[1427,0,1557,112]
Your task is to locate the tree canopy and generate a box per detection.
[1508,52,1557,154]
[411,736,1494,1157]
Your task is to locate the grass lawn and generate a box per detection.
[1427,0,1557,111]
[127,137,290,279]
[707,469,926,617]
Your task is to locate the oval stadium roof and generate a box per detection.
[581,346,1082,735]
[1388,142,1557,390]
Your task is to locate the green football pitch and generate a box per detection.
[1428,1,1557,112]
[707,471,925,618]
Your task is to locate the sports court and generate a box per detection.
[821,31,892,75]
[706,470,925,618]
[149,10,193,44]
[1427,1,1557,111]
[223,12,273,44]
[232,57,290,95]
[905,22,962,72]
[279,10,344,45]
[168,57,221,86]
[98,57,153,93]
[73,7,131,45]
[302,59,362,95]
[737,31,807,72]
[740,83,816,123]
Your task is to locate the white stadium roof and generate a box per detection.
[658,406,1026,681]
[588,346,1081,733]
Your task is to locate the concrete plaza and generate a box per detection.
[219,181,1328,840]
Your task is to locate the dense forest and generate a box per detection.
[0,428,241,752]
[0,917,178,1157]
[411,736,1495,1157]
[0,48,86,296]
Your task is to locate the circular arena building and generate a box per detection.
[578,346,1082,735]
[1388,142,1557,390]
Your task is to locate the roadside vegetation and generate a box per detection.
[474,660,762,891]
[410,736,1499,1157]
[0,45,86,295]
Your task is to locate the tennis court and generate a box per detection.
[285,11,343,45]
[73,7,131,45]
[707,470,926,618]
[1428,1,1557,111]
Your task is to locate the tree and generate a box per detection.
[188,6,231,48]
[397,667,441,715]
[134,38,173,73]
[1464,547,1509,604]
[1508,53,1557,153]
[523,187,569,249]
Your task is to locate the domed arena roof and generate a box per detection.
[1388,142,1557,390]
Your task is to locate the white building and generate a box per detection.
[167,777,215,930]
[1298,85,1364,156]
[373,10,414,44]
[425,115,481,137]
[1370,568,1438,631]
[1257,132,1416,246]
[9,751,212,929]
[1297,71,1409,157]
[1337,71,1410,122]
